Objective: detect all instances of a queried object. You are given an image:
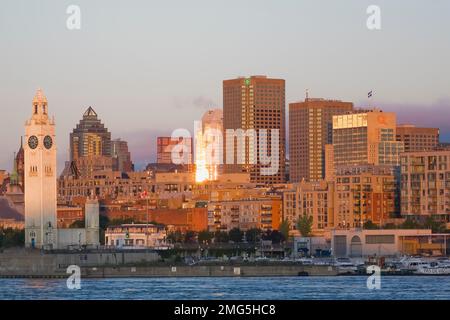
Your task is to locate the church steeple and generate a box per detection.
[10,152,19,186]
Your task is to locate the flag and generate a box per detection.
[140,191,148,199]
[368,91,373,98]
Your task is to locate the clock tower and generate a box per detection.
[24,89,58,249]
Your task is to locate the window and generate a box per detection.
[365,235,395,244]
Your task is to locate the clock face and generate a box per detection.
[28,136,38,149]
[44,136,53,149]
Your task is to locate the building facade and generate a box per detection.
[208,196,282,232]
[396,125,439,152]
[400,150,450,223]
[105,224,167,248]
[112,138,134,172]
[223,75,286,184]
[157,136,193,166]
[332,109,404,167]
[282,180,334,236]
[70,107,112,177]
[289,98,353,182]
[196,109,223,182]
[334,165,400,229]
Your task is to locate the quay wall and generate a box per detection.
[0,249,338,277]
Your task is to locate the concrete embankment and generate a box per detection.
[0,248,338,278]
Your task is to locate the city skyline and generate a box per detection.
[1,0,450,171]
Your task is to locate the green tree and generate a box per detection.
[424,216,446,233]
[198,230,214,244]
[167,230,183,244]
[279,220,290,241]
[184,230,197,243]
[228,228,244,243]
[107,218,140,226]
[401,218,420,229]
[296,214,313,237]
[262,230,285,244]
[245,228,262,243]
[69,220,85,228]
[214,231,230,243]
[363,220,379,230]
[0,228,25,248]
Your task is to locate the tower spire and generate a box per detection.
[10,152,18,185]
[32,88,48,118]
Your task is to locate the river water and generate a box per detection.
[1,276,449,300]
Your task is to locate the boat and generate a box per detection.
[398,256,431,271]
[334,258,358,274]
[414,260,450,275]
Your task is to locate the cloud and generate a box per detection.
[357,98,450,141]
[172,96,218,110]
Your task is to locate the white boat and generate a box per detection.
[415,262,450,275]
[434,257,450,268]
[298,258,313,265]
[398,257,431,271]
[334,258,358,274]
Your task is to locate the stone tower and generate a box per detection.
[24,89,58,249]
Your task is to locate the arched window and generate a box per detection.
[34,104,38,114]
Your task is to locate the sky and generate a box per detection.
[1,0,449,172]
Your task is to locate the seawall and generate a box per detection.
[0,249,338,278]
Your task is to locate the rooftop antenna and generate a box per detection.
[306,88,309,101]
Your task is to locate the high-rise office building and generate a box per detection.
[396,125,439,152]
[112,139,134,172]
[223,75,286,184]
[69,107,113,177]
[289,98,353,182]
[196,109,223,182]
[332,109,404,167]
[70,107,112,161]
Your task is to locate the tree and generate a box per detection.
[279,220,290,241]
[198,230,214,244]
[424,216,446,233]
[401,218,420,229]
[228,228,243,243]
[107,218,140,227]
[363,220,379,230]
[262,230,285,244]
[296,215,313,237]
[98,215,110,245]
[245,228,262,243]
[167,230,183,244]
[69,220,85,228]
[214,231,230,243]
[184,230,197,243]
[0,228,24,248]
